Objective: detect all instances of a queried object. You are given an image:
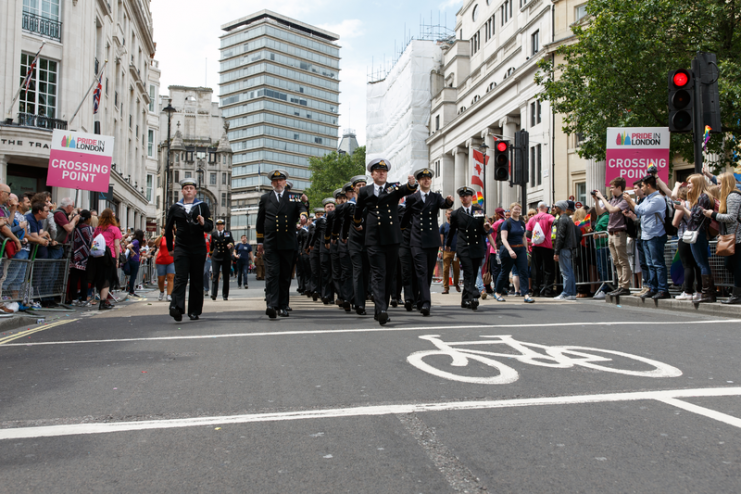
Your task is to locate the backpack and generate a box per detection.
[532,221,546,245]
[657,197,678,237]
[90,233,106,258]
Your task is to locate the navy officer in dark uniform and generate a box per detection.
[403,168,454,316]
[352,159,417,325]
[446,186,492,310]
[331,182,355,312]
[341,175,370,315]
[165,177,214,321]
[209,219,234,301]
[256,169,309,318]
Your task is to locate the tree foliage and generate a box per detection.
[535,0,741,170]
[305,146,366,209]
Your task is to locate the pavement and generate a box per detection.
[1,273,740,493]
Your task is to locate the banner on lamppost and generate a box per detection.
[605,127,670,187]
[47,129,114,193]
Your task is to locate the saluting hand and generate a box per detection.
[301,194,308,202]
[446,195,454,203]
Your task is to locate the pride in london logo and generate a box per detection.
[60,135,77,148]
[615,131,632,146]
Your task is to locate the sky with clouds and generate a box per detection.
[150,0,464,147]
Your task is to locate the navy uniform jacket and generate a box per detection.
[331,202,351,254]
[256,191,308,250]
[210,230,234,261]
[297,226,310,253]
[353,182,418,247]
[165,199,213,254]
[323,210,337,253]
[404,191,454,248]
[446,205,488,259]
[341,200,368,254]
[311,217,327,249]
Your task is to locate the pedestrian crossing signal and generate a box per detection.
[494,141,510,181]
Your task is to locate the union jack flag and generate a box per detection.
[93,74,103,114]
[22,44,44,95]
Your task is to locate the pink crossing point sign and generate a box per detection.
[47,129,114,193]
[605,127,670,188]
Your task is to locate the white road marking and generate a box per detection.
[2,319,740,347]
[1,387,740,440]
[656,397,741,429]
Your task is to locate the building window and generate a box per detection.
[135,124,139,138]
[222,155,226,164]
[501,0,512,25]
[19,53,58,118]
[531,30,539,55]
[149,85,155,112]
[210,173,216,185]
[529,144,542,187]
[114,91,118,108]
[174,170,179,182]
[221,193,227,207]
[175,152,179,163]
[485,15,495,41]
[576,182,587,206]
[209,152,216,164]
[520,0,529,7]
[147,129,154,156]
[530,100,542,126]
[129,115,132,128]
[185,151,193,162]
[575,3,588,22]
[434,160,440,177]
[146,174,153,202]
[435,115,440,131]
[22,0,61,40]
[185,171,192,179]
[222,173,227,185]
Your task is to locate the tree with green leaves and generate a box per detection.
[305,146,366,208]
[535,0,741,171]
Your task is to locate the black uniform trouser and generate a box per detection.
[296,254,305,292]
[211,258,231,299]
[531,246,555,294]
[171,250,206,316]
[460,255,484,304]
[367,243,399,315]
[320,248,334,300]
[302,253,312,292]
[398,246,415,304]
[412,246,438,308]
[264,247,295,310]
[339,251,353,303]
[310,248,321,294]
[331,248,342,298]
[350,250,369,309]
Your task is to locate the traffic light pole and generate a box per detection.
[691,56,704,174]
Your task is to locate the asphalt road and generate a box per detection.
[1,274,740,493]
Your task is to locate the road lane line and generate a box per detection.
[1,387,739,440]
[655,397,741,429]
[0,319,75,346]
[1,319,739,347]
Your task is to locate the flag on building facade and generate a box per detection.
[22,44,45,95]
[471,149,488,188]
[93,74,102,114]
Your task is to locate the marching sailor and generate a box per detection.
[165,177,214,321]
[331,183,355,312]
[256,169,309,318]
[209,219,234,301]
[341,175,371,315]
[320,197,336,304]
[352,159,417,325]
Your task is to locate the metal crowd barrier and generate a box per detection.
[0,241,71,304]
[573,232,617,291]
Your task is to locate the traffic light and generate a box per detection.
[513,130,529,186]
[494,140,510,181]
[668,68,694,133]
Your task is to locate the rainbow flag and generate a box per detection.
[575,214,591,228]
[476,191,484,206]
[703,125,712,151]
[670,248,684,287]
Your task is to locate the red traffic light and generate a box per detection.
[671,69,691,88]
[496,142,508,152]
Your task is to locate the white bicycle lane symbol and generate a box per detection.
[407,334,683,384]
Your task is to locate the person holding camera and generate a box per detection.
[165,178,214,321]
[594,178,632,296]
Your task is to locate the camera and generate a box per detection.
[590,190,598,196]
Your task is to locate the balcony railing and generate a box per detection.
[22,11,62,42]
[15,112,68,130]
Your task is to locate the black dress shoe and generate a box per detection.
[312,293,319,301]
[420,305,431,316]
[640,290,656,300]
[286,306,292,311]
[356,307,366,315]
[211,295,216,301]
[404,300,413,312]
[471,300,479,311]
[188,314,199,320]
[223,297,228,301]
[652,291,671,300]
[612,287,631,296]
[377,311,389,325]
[390,299,398,308]
[266,307,277,319]
[169,307,182,322]
[278,309,289,317]
[461,301,471,309]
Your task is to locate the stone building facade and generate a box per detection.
[0,0,155,231]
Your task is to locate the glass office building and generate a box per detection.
[219,10,340,242]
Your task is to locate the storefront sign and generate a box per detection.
[605,127,670,187]
[47,130,114,192]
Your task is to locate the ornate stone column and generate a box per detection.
[586,159,607,204]
[481,129,497,211]
[453,146,467,207]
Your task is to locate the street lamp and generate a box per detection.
[162,100,176,225]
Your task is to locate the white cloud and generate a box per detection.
[316,19,364,40]
[438,0,463,10]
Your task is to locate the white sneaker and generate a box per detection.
[563,295,577,301]
[675,292,693,300]
[593,291,606,300]
[553,293,566,300]
[166,295,172,302]
[158,292,165,301]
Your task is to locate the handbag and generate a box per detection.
[682,216,706,245]
[4,238,18,258]
[482,255,492,285]
[716,234,736,256]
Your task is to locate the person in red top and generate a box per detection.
[526,202,556,297]
[155,227,175,301]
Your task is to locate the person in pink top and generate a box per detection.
[526,202,556,297]
[487,207,506,296]
[88,208,122,310]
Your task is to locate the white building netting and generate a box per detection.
[366,40,442,183]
